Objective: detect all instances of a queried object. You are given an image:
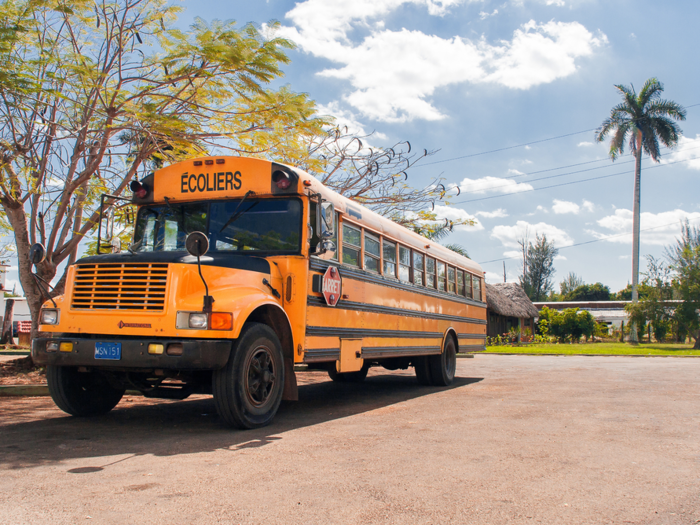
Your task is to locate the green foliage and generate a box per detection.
[539,307,598,343]
[560,272,583,296]
[520,234,558,301]
[666,220,700,348]
[563,282,611,301]
[596,78,686,162]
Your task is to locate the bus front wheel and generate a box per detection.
[47,366,125,417]
[213,323,285,429]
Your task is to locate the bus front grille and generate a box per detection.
[71,263,169,311]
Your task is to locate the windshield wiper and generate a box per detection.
[219,190,256,233]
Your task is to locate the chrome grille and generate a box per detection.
[71,263,168,311]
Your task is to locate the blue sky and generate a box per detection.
[8,0,698,295]
[177,0,700,292]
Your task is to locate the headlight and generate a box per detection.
[40,309,59,325]
[188,313,208,329]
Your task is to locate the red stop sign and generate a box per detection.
[322,266,342,307]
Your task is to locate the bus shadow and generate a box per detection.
[0,373,483,471]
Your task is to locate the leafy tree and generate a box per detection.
[0,0,329,335]
[596,78,685,342]
[563,282,611,302]
[520,234,558,301]
[560,272,583,296]
[666,220,700,348]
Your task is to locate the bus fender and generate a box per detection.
[240,302,298,402]
[442,328,459,354]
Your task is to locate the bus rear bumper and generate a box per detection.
[32,337,231,370]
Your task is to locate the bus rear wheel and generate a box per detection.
[47,366,125,417]
[429,337,457,386]
[213,323,285,429]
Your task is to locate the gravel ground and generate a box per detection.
[1,355,699,525]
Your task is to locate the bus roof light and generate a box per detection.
[130,180,149,199]
[272,171,292,190]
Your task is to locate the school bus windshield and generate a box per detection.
[133,198,303,254]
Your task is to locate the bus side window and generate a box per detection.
[383,239,397,277]
[364,232,380,273]
[457,269,465,296]
[398,245,411,282]
[447,266,456,293]
[413,251,424,286]
[465,273,473,299]
[473,275,482,301]
[437,261,446,291]
[425,257,435,288]
[342,223,361,267]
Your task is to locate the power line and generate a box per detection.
[420,102,700,167]
[449,143,700,198]
[451,156,697,205]
[420,128,596,166]
[478,215,700,266]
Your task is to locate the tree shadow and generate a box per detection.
[0,372,482,471]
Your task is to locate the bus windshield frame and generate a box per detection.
[132,197,303,256]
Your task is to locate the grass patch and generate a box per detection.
[484,342,700,356]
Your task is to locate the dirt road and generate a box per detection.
[1,355,699,524]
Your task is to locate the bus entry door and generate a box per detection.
[338,338,363,373]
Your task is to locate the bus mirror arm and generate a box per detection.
[185,232,214,314]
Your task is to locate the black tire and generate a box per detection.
[213,323,285,429]
[328,362,370,383]
[429,336,457,386]
[47,366,125,417]
[413,356,433,386]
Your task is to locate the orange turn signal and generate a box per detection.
[210,313,233,330]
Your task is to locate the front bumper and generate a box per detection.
[32,337,231,370]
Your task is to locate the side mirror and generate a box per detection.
[185,231,209,257]
[321,202,335,238]
[29,243,46,266]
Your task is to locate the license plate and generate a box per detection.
[95,342,122,360]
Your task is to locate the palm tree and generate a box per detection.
[596,78,685,343]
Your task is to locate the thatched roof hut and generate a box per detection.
[485,283,539,338]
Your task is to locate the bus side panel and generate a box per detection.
[304,262,486,363]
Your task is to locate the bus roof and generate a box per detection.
[150,156,483,276]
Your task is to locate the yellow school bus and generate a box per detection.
[32,156,486,429]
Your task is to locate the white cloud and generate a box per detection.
[545,0,565,5]
[503,250,521,258]
[316,102,387,142]
[578,141,594,147]
[475,208,508,218]
[491,220,574,249]
[591,208,700,245]
[507,168,524,175]
[582,200,595,212]
[433,205,485,231]
[552,199,580,214]
[479,8,499,19]
[455,176,533,195]
[280,2,606,122]
[664,134,700,170]
[554,254,567,260]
